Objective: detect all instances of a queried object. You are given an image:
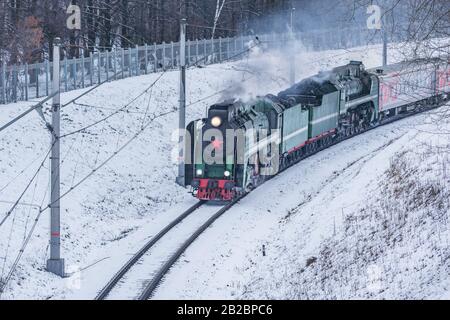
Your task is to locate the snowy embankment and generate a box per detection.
[238,109,450,300]
[0,39,447,299]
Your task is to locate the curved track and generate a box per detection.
[95,197,245,300]
[138,196,246,300]
[95,201,204,300]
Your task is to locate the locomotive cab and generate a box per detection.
[187,99,274,201]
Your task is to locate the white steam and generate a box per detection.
[220,38,311,102]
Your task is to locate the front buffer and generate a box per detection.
[191,179,235,201]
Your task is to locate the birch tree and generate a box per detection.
[211,0,226,39]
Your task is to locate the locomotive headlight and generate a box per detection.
[211,116,222,128]
[196,169,203,176]
[224,170,231,177]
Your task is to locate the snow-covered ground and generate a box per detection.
[0,40,448,299]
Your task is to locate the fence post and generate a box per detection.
[121,48,125,79]
[196,39,199,63]
[98,52,101,83]
[162,42,166,70]
[128,47,132,77]
[153,43,157,72]
[187,40,191,65]
[81,54,85,88]
[211,38,215,63]
[73,59,77,90]
[2,61,6,104]
[226,37,229,60]
[144,44,148,74]
[204,39,207,64]
[36,64,39,98]
[114,49,117,80]
[35,64,39,98]
[219,37,222,62]
[24,64,29,101]
[106,50,109,82]
[64,57,68,92]
[90,52,94,86]
[46,59,50,96]
[12,65,17,102]
[136,45,140,76]
[171,41,174,69]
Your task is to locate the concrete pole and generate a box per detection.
[47,37,65,277]
[382,4,388,67]
[289,7,296,85]
[176,18,187,187]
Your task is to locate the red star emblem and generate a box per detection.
[211,139,223,150]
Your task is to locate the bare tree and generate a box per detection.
[211,0,226,39]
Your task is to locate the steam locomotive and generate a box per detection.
[185,59,450,201]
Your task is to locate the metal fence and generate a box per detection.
[0,27,386,105]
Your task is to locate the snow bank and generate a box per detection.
[238,107,450,300]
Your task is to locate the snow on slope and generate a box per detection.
[240,110,450,300]
[0,40,445,299]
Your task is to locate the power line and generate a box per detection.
[0,93,56,134]
[59,42,259,139]
[0,148,50,196]
[0,120,82,295]
[0,145,53,230]
[60,71,167,139]
[0,73,252,294]
[40,107,175,218]
[0,193,46,297]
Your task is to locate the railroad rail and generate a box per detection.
[138,195,246,300]
[95,201,205,300]
[95,197,245,300]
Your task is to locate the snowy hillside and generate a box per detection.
[0,40,448,299]
[237,108,450,300]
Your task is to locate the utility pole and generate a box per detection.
[382,17,388,66]
[382,3,388,67]
[176,18,187,187]
[289,7,296,85]
[47,38,65,277]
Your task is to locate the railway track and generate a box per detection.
[96,98,447,300]
[95,197,245,300]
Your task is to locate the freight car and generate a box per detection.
[185,59,449,201]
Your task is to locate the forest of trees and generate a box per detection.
[0,0,333,65]
[0,0,447,66]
